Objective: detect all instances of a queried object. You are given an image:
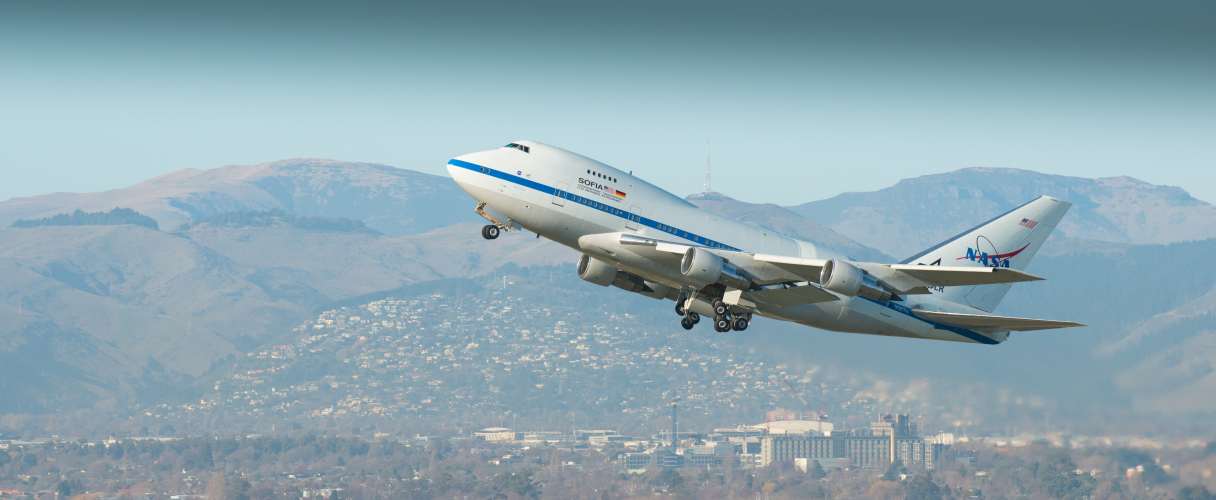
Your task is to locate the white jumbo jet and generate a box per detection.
[447,141,1083,344]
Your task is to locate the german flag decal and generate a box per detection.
[615,190,627,198]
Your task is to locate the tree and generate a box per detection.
[1178,485,1213,500]
[881,459,904,482]
[808,460,827,480]
[1140,463,1174,487]
[11,208,159,230]
[650,468,684,491]
[905,471,942,500]
[869,480,904,500]
[1036,452,1092,499]
[159,425,176,436]
[206,473,227,500]
[57,480,85,497]
[491,469,540,499]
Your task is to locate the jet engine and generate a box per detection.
[680,247,751,290]
[577,254,677,300]
[577,254,618,287]
[819,259,894,302]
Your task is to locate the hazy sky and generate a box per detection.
[2,0,1213,205]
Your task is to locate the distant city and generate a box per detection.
[142,271,881,433]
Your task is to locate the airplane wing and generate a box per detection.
[724,285,838,310]
[912,310,1084,332]
[602,234,1044,292]
[752,254,828,281]
[613,234,812,285]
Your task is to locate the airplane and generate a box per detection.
[446,141,1083,344]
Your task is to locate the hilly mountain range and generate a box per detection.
[686,192,892,262]
[788,167,1216,260]
[2,159,1215,424]
[0,159,482,236]
[0,214,573,413]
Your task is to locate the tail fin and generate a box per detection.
[900,196,1072,312]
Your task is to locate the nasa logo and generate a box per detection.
[957,243,1029,268]
[517,170,522,175]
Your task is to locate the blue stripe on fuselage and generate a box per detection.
[859,297,1000,345]
[448,158,741,252]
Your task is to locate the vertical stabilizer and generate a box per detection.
[900,196,1072,312]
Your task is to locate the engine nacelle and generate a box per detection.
[578,254,671,297]
[577,254,617,287]
[680,247,752,290]
[819,259,893,302]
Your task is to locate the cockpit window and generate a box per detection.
[504,143,531,153]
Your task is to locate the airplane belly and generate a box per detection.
[455,182,591,247]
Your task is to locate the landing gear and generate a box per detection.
[675,302,685,316]
[712,300,729,317]
[679,312,699,330]
[732,315,750,331]
[713,315,732,333]
[481,225,501,240]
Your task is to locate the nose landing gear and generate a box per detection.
[481,225,501,240]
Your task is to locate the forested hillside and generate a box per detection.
[11,207,159,230]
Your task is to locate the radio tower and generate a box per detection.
[703,140,712,194]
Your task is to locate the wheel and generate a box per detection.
[680,317,694,330]
[714,317,731,332]
[483,225,500,239]
[712,300,728,316]
[675,302,685,316]
[732,316,749,331]
[688,313,700,324]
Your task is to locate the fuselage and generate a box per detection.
[447,141,1006,344]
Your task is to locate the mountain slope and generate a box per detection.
[0,225,304,412]
[788,168,1216,260]
[0,159,481,236]
[685,192,892,262]
[0,218,575,413]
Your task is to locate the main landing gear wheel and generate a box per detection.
[732,316,749,331]
[675,302,686,316]
[712,300,729,317]
[679,312,700,330]
[714,315,732,333]
[481,225,501,240]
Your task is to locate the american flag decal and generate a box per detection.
[1019,218,1038,229]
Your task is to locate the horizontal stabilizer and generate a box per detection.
[912,310,1084,332]
[886,265,1044,287]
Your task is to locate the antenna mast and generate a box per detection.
[703,140,712,194]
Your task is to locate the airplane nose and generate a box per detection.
[447,153,479,186]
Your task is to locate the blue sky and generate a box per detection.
[2,0,1213,205]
